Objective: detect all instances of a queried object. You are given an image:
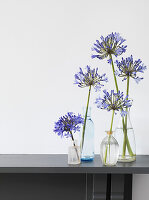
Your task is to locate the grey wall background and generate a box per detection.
[0,0,148,199]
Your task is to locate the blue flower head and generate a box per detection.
[54,112,84,138]
[91,32,127,62]
[74,65,108,91]
[115,55,147,83]
[95,90,132,116]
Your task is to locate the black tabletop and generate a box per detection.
[0,154,148,174]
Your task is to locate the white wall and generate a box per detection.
[0,0,148,199]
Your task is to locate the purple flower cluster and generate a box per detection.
[54,112,84,138]
[91,32,127,62]
[74,65,108,91]
[115,55,147,83]
[95,90,132,117]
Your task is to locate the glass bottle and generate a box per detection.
[114,110,136,162]
[81,107,94,161]
[100,131,119,166]
[68,140,81,165]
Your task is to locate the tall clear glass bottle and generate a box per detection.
[114,110,136,162]
[81,107,94,161]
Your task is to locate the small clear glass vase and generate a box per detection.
[114,110,136,162]
[100,131,119,166]
[81,107,94,162]
[68,141,81,165]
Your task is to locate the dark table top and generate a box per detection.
[0,154,148,174]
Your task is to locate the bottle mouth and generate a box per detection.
[82,106,91,117]
[105,131,113,135]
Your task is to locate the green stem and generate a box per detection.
[81,85,91,151]
[111,55,126,135]
[126,75,130,97]
[110,110,115,132]
[126,136,134,156]
[104,145,108,164]
[122,126,127,156]
[110,55,134,158]
[104,110,115,164]
[127,77,134,156]
[122,76,134,157]
[122,76,129,157]
[110,54,119,93]
[110,54,126,147]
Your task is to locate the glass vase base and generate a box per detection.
[81,157,94,162]
[103,163,116,166]
[118,155,136,163]
[68,161,80,165]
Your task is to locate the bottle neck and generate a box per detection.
[82,107,91,119]
[106,131,113,135]
[117,109,132,129]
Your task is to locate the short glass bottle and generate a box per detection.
[81,107,94,161]
[100,131,119,166]
[68,140,81,165]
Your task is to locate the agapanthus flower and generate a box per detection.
[115,55,147,83]
[74,65,108,91]
[91,32,127,63]
[95,90,132,117]
[54,112,84,138]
